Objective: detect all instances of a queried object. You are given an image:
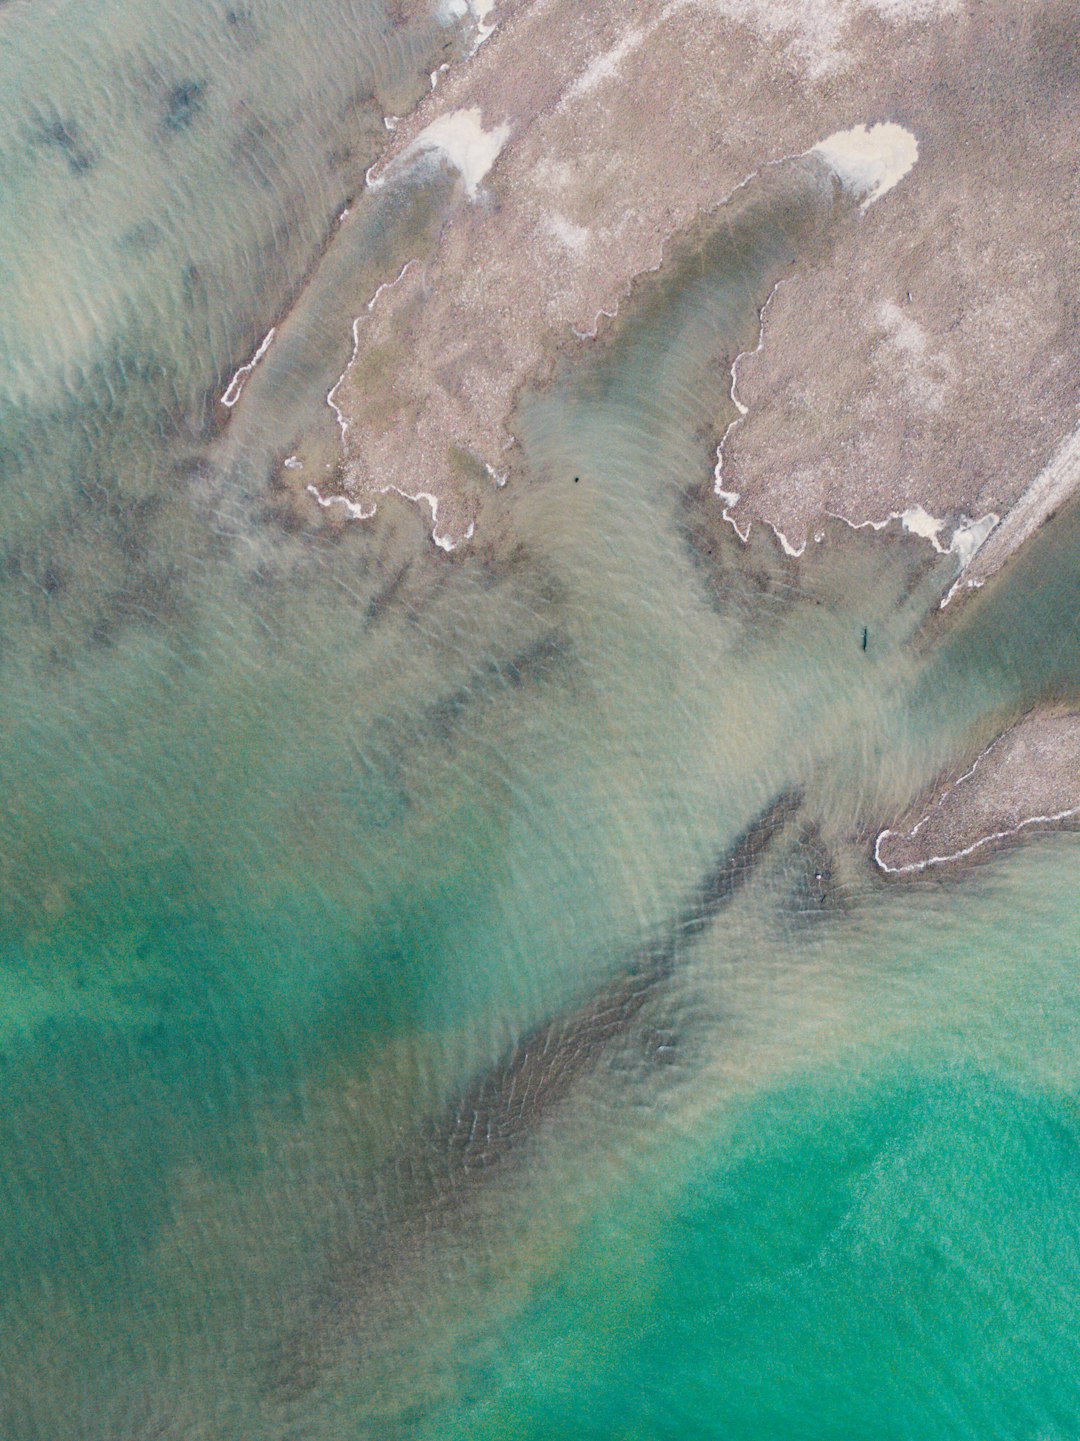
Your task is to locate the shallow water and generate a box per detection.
[1,5,1079,1437]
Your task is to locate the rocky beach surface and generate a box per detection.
[299,0,1079,590]
[876,708,1080,874]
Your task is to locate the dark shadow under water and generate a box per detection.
[266,789,801,1404]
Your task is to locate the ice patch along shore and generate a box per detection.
[811,123,918,209]
[370,106,510,198]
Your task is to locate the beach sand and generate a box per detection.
[299,0,1080,585]
[876,709,1080,874]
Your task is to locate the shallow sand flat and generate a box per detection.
[875,710,1080,874]
[950,421,1080,603]
[321,0,1078,566]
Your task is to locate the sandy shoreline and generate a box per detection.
[288,0,1080,583]
[876,709,1080,875]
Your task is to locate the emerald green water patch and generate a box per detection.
[453,1064,1080,1441]
[400,1026,1080,1441]
[289,830,1079,1441]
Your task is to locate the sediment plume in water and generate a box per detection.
[266,790,800,1402]
[3,1,1080,1437]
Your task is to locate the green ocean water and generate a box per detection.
[1,3,1079,1437]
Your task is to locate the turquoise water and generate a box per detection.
[1,4,1079,1437]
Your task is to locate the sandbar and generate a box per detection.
[305,0,1077,585]
[876,709,1080,874]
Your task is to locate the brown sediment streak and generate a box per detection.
[412,790,800,1176]
[324,147,841,549]
[203,1,489,440]
[326,260,422,446]
[266,789,799,1401]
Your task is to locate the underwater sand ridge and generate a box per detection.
[264,787,801,1403]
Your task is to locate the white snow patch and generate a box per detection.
[711,278,786,542]
[468,0,498,46]
[879,299,928,356]
[875,724,1080,875]
[439,0,495,33]
[876,299,956,411]
[382,486,473,551]
[811,122,918,209]
[678,0,957,79]
[308,480,473,551]
[567,27,647,100]
[936,511,1008,606]
[899,504,946,545]
[948,511,999,569]
[325,263,419,445]
[714,486,750,541]
[326,316,363,445]
[772,525,806,557]
[572,306,617,341]
[876,804,1080,873]
[547,213,590,253]
[677,0,852,78]
[402,107,510,198]
[830,504,998,562]
[867,0,960,21]
[366,258,419,312]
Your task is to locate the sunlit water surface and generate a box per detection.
[1,5,1078,1437]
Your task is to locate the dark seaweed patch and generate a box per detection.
[264,791,799,1402]
[678,479,799,623]
[784,823,843,924]
[163,80,207,134]
[424,632,568,741]
[230,115,280,190]
[180,262,205,306]
[365,559,413,625]
[224,7,262,50]
[40,565,64,596]
[31,115,96,174]
[118,220,164,254]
